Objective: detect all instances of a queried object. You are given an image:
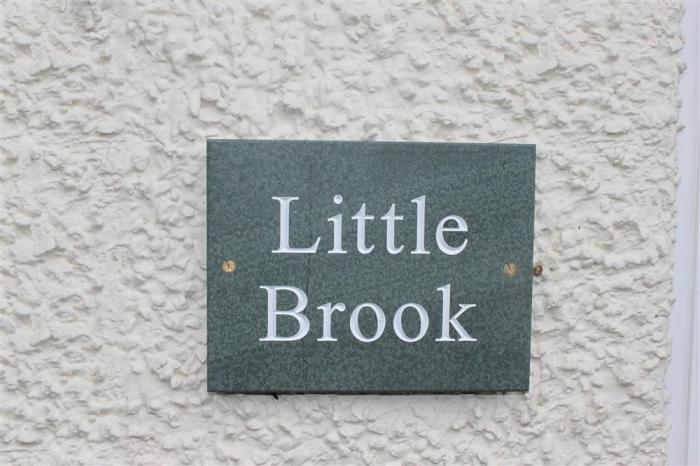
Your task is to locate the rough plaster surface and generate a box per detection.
[0,1,684,464]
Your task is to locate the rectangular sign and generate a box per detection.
[207,139,535,393]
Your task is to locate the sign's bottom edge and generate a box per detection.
[206,388,530,395]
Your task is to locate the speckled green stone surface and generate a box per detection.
[207,140,535,393]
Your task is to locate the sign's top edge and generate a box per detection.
[206,138,536,148]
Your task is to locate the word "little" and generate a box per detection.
[272,195,469,256]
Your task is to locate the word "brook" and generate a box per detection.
[259,283,477,343]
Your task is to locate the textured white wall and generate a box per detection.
[0,1,683,464]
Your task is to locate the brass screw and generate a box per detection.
[504,262,517,278]
[222,259,236,273]
[533,262,543,277]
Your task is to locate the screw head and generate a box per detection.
[533,262,543,277]
[504,262,517,278]
[222,259,236,273]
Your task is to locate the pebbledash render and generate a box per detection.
[0,1,683,465]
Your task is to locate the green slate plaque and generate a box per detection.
[207,140,535,394]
